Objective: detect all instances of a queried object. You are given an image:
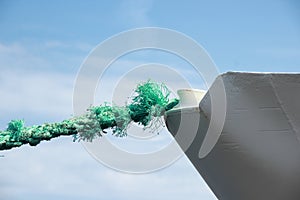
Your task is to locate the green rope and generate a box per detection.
[0,80,179,151]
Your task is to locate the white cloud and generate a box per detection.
[0,43,25,54]
[0,42,51,71]
[0,41,216,200]
[0,69,74,121]
[45,40,69,49]
[0,138,216,200]
[0,42,78,128]
[117,0,153,26]
[45,40,94,52]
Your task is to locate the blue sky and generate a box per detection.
[0,0,299,199]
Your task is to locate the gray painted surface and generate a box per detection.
[165,72,300,200]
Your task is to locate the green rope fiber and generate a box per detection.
[0,80,179,151]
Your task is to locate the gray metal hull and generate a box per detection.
[165,72,300,200]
